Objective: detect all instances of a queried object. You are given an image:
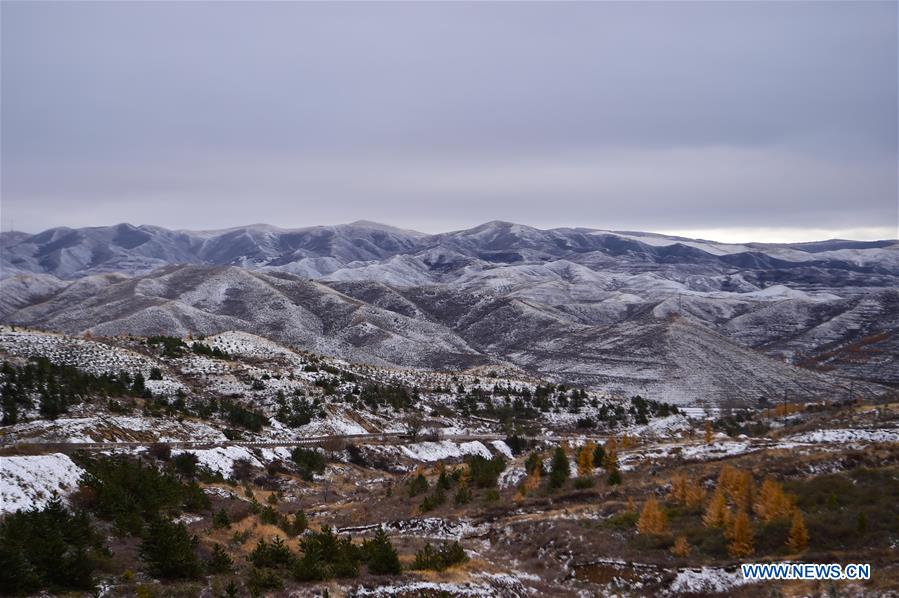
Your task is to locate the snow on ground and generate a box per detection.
[499,466,527,489]
[340,517,488,540]
[172,446,262,477]
[619,440,761,470]
[0,453,85,514]
[490,440,514,459]
[666,566,756,594]
[399,440,493,462]
[352,581,497,597]
[785,428,899,445]
[629,414,693,439]
[0,330,184,394]
[3,416,227,443]
[293,413,370,437]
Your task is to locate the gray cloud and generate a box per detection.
[2,2,896,240]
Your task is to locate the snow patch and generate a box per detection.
[0,454,85,514]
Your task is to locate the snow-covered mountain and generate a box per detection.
[1,221,897,404]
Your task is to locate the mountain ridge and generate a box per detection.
[2,221,897,404]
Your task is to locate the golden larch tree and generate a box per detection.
[754,478,792,522]
[703,488,728,528]
[637,497,667,535]
[671,535,691,557]
[727,510,754,557]
[577,441,596,478]
[786,509,809,553]
[669,475,688,504]
[523,464,541,494]
[704,420,713,444]
[685,480,706,509]
[603,436,619,473]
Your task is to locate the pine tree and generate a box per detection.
[213,508,231,529]
[727,510,754,557]
[454,478,472,505]
[786,509,809,553]
[365,528,401,575]
[139,518,202,579]
[577,442,595,478]
[607,467,622,486]
[703,488,728,528]
[671,535,691,557]
[636,497,667,535]
[549,446,569,490]
[207,544,233,574]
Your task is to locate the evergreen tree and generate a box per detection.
[213,508,231,529]
[139,518,203,579]
[207,544,233,574]
[0,497,103,594]
[549,446,570,490]
[364,528,401,575]
[607,467,622,486]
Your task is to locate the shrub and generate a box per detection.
[408,473,429,497]
[213,508,231,529]
[291,448,326,481]
[171,453,200,478]
[467,455,506,488]
[247,567,283,594]
[410,541,468,571]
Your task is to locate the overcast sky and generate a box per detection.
[2,2,897,242]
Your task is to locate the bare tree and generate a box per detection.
[403,411,425,442]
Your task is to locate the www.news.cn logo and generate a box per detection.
[741,562,871,581]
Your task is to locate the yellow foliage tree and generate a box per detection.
[637,497,667,535]
[703,488,728,528]
[704,420,713,444]
[718,466,753,511]
[727,510,754,557]
[669,475,688,504]
[685,480,706,509]
[523,464,541,494]
[671,535,691,557]
[603,436,619,473]
[670,475,705,508]
[786,509,809,553]
[754,478,792,522]
[626,496,636,512]
[577,442,596,478]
